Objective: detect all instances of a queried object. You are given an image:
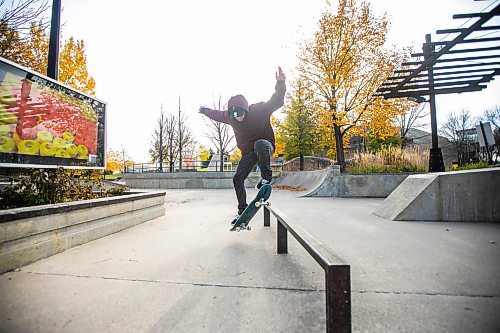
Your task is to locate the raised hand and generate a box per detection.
[276,66,286,81]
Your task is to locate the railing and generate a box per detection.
[263,205,351,333]
[125,160,285,173]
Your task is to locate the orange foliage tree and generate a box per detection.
[296,0,408,170]
[2,21,95,96]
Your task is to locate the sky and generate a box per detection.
[52,0,500,162]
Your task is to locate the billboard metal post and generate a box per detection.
[47,0,62,80]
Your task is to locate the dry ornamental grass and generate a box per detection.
[347,146,428,173]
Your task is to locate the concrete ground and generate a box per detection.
[0,189,499,333]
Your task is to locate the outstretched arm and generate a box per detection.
[199,106,230,124]
[255,66,286,115]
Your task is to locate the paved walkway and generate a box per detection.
[1,189,499,332]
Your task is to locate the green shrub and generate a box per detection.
[0,168,125,209]
[452,161,490,171]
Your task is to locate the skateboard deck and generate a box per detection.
[230,184,272,232]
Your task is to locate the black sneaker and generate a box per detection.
[230,213,240,226]
[255,178,270,190]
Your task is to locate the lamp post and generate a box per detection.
[47,0,61,80]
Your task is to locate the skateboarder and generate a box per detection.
[199,66,286,224]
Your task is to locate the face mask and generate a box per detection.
[230,106,246,119]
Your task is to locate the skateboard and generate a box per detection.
[230,184,272,232]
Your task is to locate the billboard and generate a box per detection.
[0,57,106,169]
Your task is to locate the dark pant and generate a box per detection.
[233,139,274,214]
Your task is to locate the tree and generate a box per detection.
[203,97,235,171]
[59,37,96,95]
[21,21,49,73]
[281,78,318,170]
[1,14,95,95]
[297,0,403,171]
[106,149,122,173]
[271,116,285,158]
[396,101,429,147]
[198,145,212,169]
[440,109,476,166]
[149,107,178,171]
[229,149,242,165]
[176,96,195,171]
[0,0,49,61]
[106,147,133,174]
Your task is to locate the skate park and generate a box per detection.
[1,166,499,332]
[1,0,500,332]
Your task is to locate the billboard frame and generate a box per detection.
[0,56,107,170]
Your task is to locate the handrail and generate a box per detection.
[263,205,351,333]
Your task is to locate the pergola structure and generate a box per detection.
[376,1,500,171]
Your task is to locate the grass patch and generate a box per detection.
[450,161,490,171]
[346,146,428,174]
[105,174,123,180]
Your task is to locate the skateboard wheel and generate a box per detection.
[247,226,251,231]
[236,227,241,232]
[267,202,271,207]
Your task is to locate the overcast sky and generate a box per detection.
[56,0,500,162]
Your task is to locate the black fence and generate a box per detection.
[263,205,351,333]
[125,160,285,173]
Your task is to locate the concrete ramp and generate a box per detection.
[272,166,337,197]
[375,168,500,222]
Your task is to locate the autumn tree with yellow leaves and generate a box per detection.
[271,115,285,158]
[281,78,319,170]
[297,0,405,170]
[106,147,134,174]
[0,0,50,63]
[1,4,95,96]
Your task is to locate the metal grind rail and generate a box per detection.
[262,205,351,333]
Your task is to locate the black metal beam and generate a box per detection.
[453,12,487,19]
[411,45,500,57]
[378,85,485,98]
[434,62,500,71]
[394,61,500,73]
[387,68,498,80]
[378,77,492,91]
[429,37,500,46]
[381,74,487,86]
[389,3,500,92]
[437,25,500,34]
[403,54,500,66]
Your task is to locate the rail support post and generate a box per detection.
[277,221,288,254]
[325,265,351,333]
[264,207,270,227]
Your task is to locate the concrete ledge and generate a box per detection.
[0,191,166,273]
[375,168,500,222]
